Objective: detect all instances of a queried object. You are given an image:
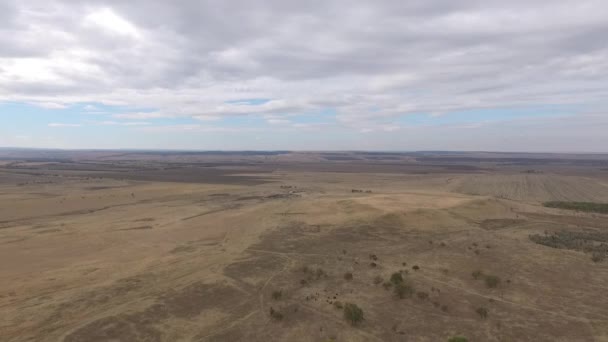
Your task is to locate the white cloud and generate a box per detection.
[0,0,606,150]
[84,8,141,38]
[34,102,68,109]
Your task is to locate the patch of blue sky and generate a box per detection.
[0,102,78,129]
[224,98,271,105]
[218,114,267,128]
[291,108,336,124]
[209,107,336,128]
[396,104,579,126]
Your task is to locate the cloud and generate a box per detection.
[0,0,607,150]
[34,102,68,109]
[84,8,140,38]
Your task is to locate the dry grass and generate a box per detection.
[1,155,608,342]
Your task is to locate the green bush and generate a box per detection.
[416,291,429,300]
[448,337,468,342]
[394,282,415,299]
[390,272,404,285]
[343,303,364,326]
[592,252,606,263]
[269,307,283,321]
[476,307,488,319]
[315,268,327,279]
[344,272,353,281]
[271,290,282,300]
[484,275,501,288]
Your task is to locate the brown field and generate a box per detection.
[1,150,608,341]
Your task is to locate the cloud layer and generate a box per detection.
[1,0,607,149]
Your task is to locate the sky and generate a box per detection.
[1,0,607,151]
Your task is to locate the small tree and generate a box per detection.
[271,290,282,300]
[315,268,327,279]
[591,252,606,263]
[343,303,364,326]
[390,272,404,285]
[471,270,483,279]
[476,307,488,319]
[269,307,283,321]
[484,275,501,288]
[448,337,468,342]
[417,291,429,300]
[394,282,414,299]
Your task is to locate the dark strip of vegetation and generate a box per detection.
[529,230,608,262]
[448,337,468,342]
[543,201,608,214]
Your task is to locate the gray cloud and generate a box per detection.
[0,0,607,143]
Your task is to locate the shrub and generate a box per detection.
[343,303,364,326]
[592,252,606,263]
[417,291,429,300]
[476,307,488,319]
[333,301,343,309]
[373,275,383,285]
[412,265,420,271]
[394,282,415,299]
[448,337,468,342]
[315,268,327,279]
[269,307,283,321]
[344,272,353,281]
[484,275,501,288]
[472,270,483,279]
[390,272,404,285]
[271,290,282,300]
[370,262,377,268]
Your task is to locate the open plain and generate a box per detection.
[1,150,608,342]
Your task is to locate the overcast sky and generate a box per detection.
[1,0,607,151]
